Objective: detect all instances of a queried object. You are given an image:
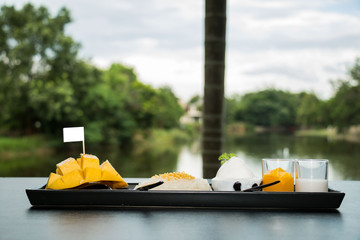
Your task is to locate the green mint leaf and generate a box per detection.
[218,153,236,165]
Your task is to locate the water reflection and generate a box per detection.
[223,134,360,180]
[1,133,359,180]
[176,146,203,178]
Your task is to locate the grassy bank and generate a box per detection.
[296,127,360,143]
[0,128,195,177]
[226,122,360,144]
[295,129,332,137]
[0,135,54,158]
[0,135,45,152]
[0,135,55,176]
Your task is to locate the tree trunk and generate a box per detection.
[202,0,227,178]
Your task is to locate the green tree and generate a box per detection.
[187,94,202,112]
[0,3,187,145]
[188,95,201,105]
[296,92,325,128]
[327,59,360,129]
[152,87,184,129]
[237,89,298,128]
[225,94,242,124]
[0,4,84,133]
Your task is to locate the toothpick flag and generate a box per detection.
[63,127,85,154]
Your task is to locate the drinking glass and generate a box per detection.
[262,159,294,192]
[295,159,328,192]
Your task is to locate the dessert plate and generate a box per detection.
[26,183,345,209]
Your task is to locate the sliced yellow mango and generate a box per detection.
[76,158,81,166]
[47,170,83,190]
[83,167,102,182]
[100,160,122,181]
[45,173,62,189]
[62,169,84,186]
[104,181,129,189]
[100,160,128,188]
[46,155,128,190]
[80,154,100,169]
[80,154,101,183]
[56,157,81,175]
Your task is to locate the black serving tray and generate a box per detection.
[26,183,345,209]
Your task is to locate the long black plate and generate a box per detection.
[26,183,345,209]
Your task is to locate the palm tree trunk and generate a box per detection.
[202,0,227,178]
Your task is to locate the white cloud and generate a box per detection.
[226,48,358,99]
[122,47,203,101]
[2,0,360,101]
[225,0,360,100]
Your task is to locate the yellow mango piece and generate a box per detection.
[262,167,294,192]
[104,181,128,189]
[47,155,127,190]
[47,170,84,190]
[46,173,62,189]
[80,154,100,169]
[76,158,82,166]
[100,160,122,181]
[83,167,102,183]
[56,157,81,176]
[61,169,84,187]
[79,154,101,183]
[100,160,128,188]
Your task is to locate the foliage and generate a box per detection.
[225,94,242,124]
[0,4,184,145]
[327,60,360,129]
[224,59,360,130]
[187,94,203,111]
[236,89,298,127]
[0,4,77,132]
[188,95,200,105]
[0,135,44,152]
[296,92,325,128]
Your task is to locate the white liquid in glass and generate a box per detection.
[295,178,328,192]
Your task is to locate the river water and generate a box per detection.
[176,134,360,180]
[1,133,359,180]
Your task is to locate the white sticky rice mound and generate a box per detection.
[134,177,211,191]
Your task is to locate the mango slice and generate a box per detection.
[83,167,102,182]
[46,170,83,190]
[262,167,294,192]
[56,158,81,175]
[46,155,128,190]
[100,160,128,188]
[80,154,99,169]
[103,181,129,189]
[45,173,62,189]
[76,158,81,166]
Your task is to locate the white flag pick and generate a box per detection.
[63,127,85,154]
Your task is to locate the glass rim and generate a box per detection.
[262,158,329,163]
[295,159,329,163]
[262,158,295,161]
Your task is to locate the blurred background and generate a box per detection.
[1,0,360,180]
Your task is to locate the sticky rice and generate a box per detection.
[134,172,211,191]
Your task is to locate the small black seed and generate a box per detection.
[252,183,258,188]
[233,181,242,191]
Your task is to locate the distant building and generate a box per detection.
[180,103,202,124]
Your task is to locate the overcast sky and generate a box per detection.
[3,0,360,101]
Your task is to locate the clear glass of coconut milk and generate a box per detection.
[295,159,328,192]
